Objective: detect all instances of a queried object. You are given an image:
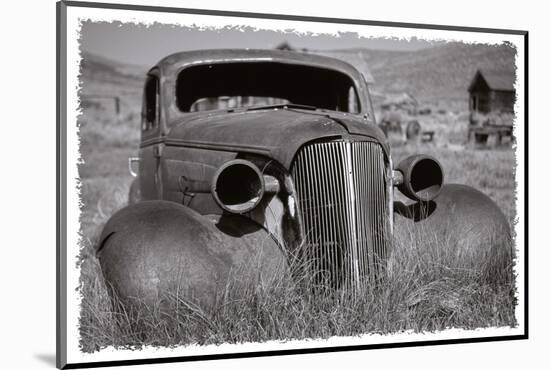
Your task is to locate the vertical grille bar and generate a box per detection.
[291,140,389,293]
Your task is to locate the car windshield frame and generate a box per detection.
[173,61,368,115]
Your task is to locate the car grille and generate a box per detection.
[290,140,390,293]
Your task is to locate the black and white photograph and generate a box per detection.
[55,1,527,368]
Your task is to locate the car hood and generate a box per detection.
[166,107,389,168]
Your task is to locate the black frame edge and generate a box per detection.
[523,31,529,339]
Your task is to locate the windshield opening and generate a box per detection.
[176,62,360,113]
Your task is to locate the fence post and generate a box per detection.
[114,96,121,124]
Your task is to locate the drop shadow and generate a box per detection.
[215,214,262,237]
[33,353,56,367]
[394,200,437,222]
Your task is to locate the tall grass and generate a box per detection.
[79,214,515,352]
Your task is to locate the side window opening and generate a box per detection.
[348,86,359,114]
[143,74,159,131]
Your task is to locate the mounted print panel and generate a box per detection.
[57,1,527,368]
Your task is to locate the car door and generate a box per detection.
[139,69,164,200]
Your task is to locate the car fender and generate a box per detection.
[394,184,513,278]
[128,178,141,205]
[97,200,288,313]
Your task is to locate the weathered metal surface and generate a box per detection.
[395,155,444,202]
[160,147,237,207]
[127,178,141,205]
[155,49,364,79]
[97,201,287,312]
[395,184,512,271]
[291,140,390,292]
[154,49,369,117]
[165,108,389,169]
[211,159,279,214]
[151,50,373,134]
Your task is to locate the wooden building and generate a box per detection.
[468,69,515,114]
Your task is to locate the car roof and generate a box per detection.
[152,49,367,82]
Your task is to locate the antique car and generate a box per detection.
[97,49,511,311]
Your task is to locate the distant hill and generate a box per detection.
[311,43,516,110]
[80,42,517,110]
[79,51,146,96]
[360,42,517,106]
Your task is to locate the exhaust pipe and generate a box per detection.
[211,159,279,214]
[393,154,444,202]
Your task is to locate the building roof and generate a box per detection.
[468,69,515,92]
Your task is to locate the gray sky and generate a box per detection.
[80,21,442,66]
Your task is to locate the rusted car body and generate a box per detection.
[97,49,511,311]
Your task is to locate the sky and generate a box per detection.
[80,21,443,67]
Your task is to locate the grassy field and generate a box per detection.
[77,100,517,352]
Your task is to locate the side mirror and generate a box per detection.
[128,157,140,177]
[393,155,444,202]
